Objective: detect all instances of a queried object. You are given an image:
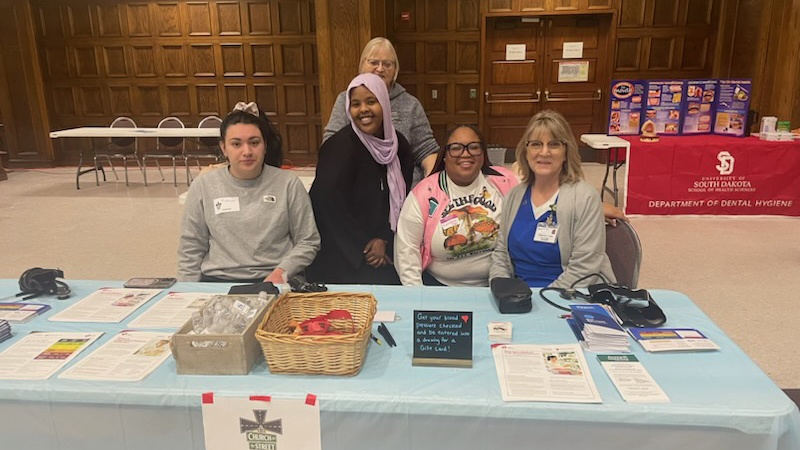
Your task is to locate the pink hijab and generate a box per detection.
[346,73,405,231]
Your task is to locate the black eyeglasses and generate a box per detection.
[445,142,483,157]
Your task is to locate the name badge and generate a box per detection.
[533,222,558,243]
[440,216,459,229]
[213,197,240,214]
[263,195,276,203]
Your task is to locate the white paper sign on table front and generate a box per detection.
[202,396,321,450]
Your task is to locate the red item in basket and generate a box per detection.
[297,310,354,335]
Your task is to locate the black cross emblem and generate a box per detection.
[240,410,283,435]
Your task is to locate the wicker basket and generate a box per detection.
[255,292,377,376]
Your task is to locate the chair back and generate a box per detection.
[157,116,185,149]
[605,220,642,288]
[110,116,136,148]
[197,115,222,148]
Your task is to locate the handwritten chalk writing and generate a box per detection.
[413,310,473,361]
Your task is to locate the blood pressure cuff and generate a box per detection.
[588,284,666,328]
[490,278,533,314]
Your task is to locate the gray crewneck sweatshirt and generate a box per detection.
[178,165,320,281]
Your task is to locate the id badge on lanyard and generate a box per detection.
[534,223,558,243]
[534,214,558,243]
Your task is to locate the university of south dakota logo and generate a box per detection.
[715,151,734,175]
[240,410,283,450]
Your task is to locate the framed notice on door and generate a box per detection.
[558,61,589,82]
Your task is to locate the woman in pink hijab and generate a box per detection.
[308,73,413,284]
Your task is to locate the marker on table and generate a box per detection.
[378,323,396,347]
[370,334,382,346]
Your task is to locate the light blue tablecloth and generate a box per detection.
[0,280,798,450]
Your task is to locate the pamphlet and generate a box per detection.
[491,343,602,403]
[568,304,629,353]
[59,331,172,381]
[608,80,646,135]
[0,302,50,323]
[628,328,719,352]
[0,331,103,380]
[127,292,215,329]
[644,80,684,135]
[681,79,718,134]
[597,354,669,403]
[49,288,161,323]
[714,79,751,137]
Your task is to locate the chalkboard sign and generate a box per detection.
[412,310,473,368]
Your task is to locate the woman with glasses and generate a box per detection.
[394,125,518,286]
[322,37,438,186]
[307,73,413,285]
[490,110,615,288]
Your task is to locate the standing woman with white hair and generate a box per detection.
[323,37,439,186]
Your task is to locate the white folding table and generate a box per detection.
[580,134,630,206]
[50,127,221,189]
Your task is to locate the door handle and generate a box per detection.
[484,91,541,104]
[544,89,602,102]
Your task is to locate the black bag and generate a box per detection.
[490,278,532,313]
[227,281,279,295]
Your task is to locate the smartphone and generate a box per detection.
[123,277,177,289]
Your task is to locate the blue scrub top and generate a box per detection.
[508,186,562,287]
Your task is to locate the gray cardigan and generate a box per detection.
[323,82,439,185]
[489,180,615,288]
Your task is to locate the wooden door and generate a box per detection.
[541,15,610,144]
[482,16,544,151]
[481,14,611,157]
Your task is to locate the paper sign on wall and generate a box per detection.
[505,44,526,61]
[558,61,589,82]
[562,42,584,59]
[202,396,321,450]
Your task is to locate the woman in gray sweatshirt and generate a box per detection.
[178,102,320,283]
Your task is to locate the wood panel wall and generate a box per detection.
[0,0,53,167]
[613,0,721,80]
[315,0,377,126]
[387,0,482,144]
[34,0,321,166]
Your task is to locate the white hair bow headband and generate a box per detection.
[232,101,260,117]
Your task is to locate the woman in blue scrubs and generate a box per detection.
[489,110,615,288]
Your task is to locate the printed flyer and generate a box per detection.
[608,80,646,135]
[714,79,751,137]
[681,79,718,134]
[644,80,684,135]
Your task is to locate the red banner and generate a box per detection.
[623,135,800,216]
